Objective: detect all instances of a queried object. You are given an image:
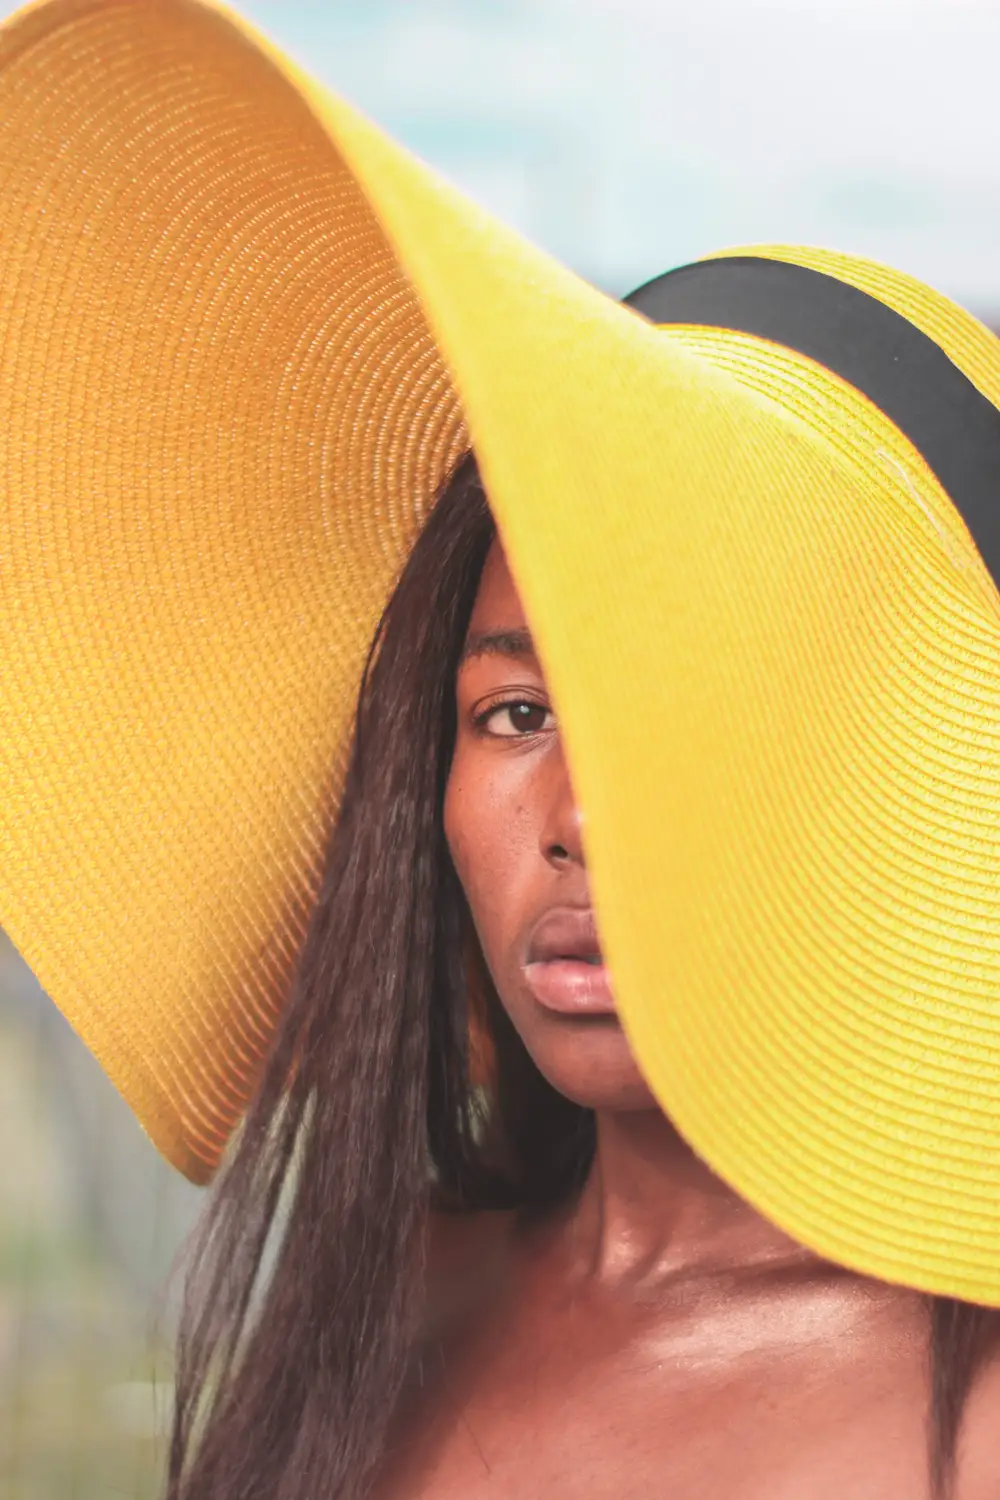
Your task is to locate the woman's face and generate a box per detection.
[445,538,658,1112]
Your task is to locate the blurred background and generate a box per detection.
[1,0,999,1496]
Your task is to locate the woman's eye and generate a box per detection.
[478,700,555,737]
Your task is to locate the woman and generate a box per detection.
[169,449,1000,1500]
[3,4,1000,1500]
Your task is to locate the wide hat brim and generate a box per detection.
[4,0,1000,1302]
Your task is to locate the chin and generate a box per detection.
[520,1012,662,1113]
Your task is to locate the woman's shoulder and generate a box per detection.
[421,1204,520,1342]
[959,1352,1000,1498]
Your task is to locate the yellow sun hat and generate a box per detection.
[4,0,1000,1304]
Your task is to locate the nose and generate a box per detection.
[539,738,585,868]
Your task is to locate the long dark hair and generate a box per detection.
[165,451,998,1500]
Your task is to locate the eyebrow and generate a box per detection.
[459,626,537,665]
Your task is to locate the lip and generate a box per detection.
[523,907,616,1016]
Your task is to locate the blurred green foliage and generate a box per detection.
[0,936,201,1500]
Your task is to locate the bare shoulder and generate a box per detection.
[421,1203,519,1342]
[958,1354,1000,1499]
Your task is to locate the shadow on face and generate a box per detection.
[444,537,659,1115]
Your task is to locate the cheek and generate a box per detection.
[444,753,497,905]
[444,749,530,957]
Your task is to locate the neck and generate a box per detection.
[568,1107,821,1287]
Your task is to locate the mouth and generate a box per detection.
[522,907,616,1016]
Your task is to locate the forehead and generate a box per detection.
[467,536,529,631]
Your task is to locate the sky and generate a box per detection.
[2,0,998,313]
